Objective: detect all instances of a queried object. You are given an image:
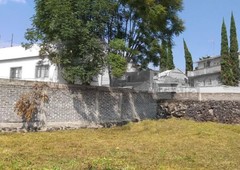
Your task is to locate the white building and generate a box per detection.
[187,55,240,87]
[0,45,110,86]
[154,68,188,86]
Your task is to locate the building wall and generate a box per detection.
[0,57,60,82]
[191,73,221,87]
[0,79,157,128]
[154,69,188,86]
[197,57,221,69]
[97,68,110,86]
[0,46,110,86]
[112,70,153,90]
[174,86,240,101]
[189,55,240,87]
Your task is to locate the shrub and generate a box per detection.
[14,83,49,129]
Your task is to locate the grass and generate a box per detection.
[0,119,240,170]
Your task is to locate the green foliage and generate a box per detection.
[25,0,184,84]
[183,39,193,74]
[160,41,168,72]
[24,0,109,84]
[108,53,127,78]
[221,14,239,86]
[107,39,127,78]
[220,19,231,85]
[230,13,240,86]
[106,0,184,68]
[160,41,175,72]
[167,42,175,70]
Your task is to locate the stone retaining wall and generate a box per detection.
[158,100,240,124]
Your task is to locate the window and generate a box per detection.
[204,61,211,68]
[207,79,212,85]
[35,65,49,78]
[10,67,22,79]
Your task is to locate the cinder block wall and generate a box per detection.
[0,79,157,128]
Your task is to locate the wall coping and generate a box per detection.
[0,78,152,94]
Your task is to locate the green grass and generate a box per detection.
[0,119,240,170]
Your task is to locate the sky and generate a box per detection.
[0,0,240,71]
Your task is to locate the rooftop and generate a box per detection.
[196,55,221,63]
[0,45,40,61]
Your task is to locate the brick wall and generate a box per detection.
[0,79,157,128]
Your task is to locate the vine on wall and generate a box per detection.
[14,83,49,129]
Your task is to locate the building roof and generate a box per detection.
[196,55,221,63]
[0,45,40,61]
[157,68,186,78]
[154,68,188,85]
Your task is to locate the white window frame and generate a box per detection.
[10,67,22,79]
[35,65,49,78]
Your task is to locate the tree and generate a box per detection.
[229,13,239,86]
[221,14,240,86]
[220,19,231,85]
[159,40,175,72]
[183,39,193,75]
[107,39,127,79]
[160,41,168,72]
[25,0,184,85]
[167,42,175,70]
[106,0,184,68]
[24,0,112,85]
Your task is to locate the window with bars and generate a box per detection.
[10,67,22,79]
[35,65,49,78]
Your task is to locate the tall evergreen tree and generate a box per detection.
[230,13,240,86]
[220,19,231,85]
[183,39,193,75]
[160,41,168,72]
[167,42,175,70]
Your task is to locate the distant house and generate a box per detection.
[112,68,188,92]
[188,55,240,87]
[153,69,188,86]
[0,45,110,86]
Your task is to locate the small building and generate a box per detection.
[152,69,188,92]
[188,54,240,87]
[187,56,221,87]
[153,69,188,86]
[0,45,110,86]
[112,68,188,92]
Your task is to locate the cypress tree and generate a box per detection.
[167,42,175,70]
[160,41,168,72]
[220,19,231,85]
[183,39,193,75]
[230,13,239,86]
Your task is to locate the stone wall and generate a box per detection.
[0,79,157,130]
[158,100,240,124]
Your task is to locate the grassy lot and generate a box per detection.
[0,119,240,170]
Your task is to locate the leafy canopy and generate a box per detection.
[25,0,184,84]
